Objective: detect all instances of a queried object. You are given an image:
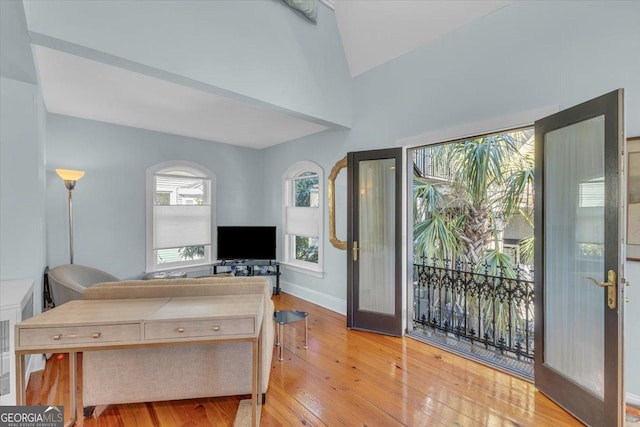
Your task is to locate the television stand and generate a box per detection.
[212,260,281,295]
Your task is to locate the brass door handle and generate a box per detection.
[585,270,617,309]
[328,156,347,250]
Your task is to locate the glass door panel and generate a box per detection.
[534,89,624,426]
[347,148,402,336]
[358,158,396,315]
[544,115,605,398]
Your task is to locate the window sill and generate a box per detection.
[282,262,324,278]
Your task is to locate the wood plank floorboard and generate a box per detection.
[26,292,582,426]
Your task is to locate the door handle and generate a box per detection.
[352,241,359,262]
[584,270,616,309]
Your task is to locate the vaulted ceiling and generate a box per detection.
[15,0,512,149]
[335,0,510,76]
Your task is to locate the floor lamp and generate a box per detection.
[56,169,85,264]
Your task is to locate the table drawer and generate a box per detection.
[19,324,140,348]
[145,317,255,340]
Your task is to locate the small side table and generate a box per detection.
[274,310,308,362]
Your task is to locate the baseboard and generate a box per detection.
[280,280,346,315]
[30,354,46,372]
[628,392,640,407]
[15,354,47,402]
[26,354,46,380]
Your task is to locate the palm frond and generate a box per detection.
[414,214,461,260]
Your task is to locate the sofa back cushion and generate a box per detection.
[83,276,271,300]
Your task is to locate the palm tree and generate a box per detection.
[413,130,534,267]
[413,131,535,356]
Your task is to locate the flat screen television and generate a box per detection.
[217,226,276,261]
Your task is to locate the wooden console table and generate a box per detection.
[14,294,264,426]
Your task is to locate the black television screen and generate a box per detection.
[217,226,276,261]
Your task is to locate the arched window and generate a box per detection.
[283,161,323,276]
[146,161,215,272]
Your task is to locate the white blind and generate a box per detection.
[286,207,319,237]
[153,205,211,249]
[578,179,604,207]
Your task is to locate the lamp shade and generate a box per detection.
[56,169,85,181]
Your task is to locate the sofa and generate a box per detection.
[81,276,274,408]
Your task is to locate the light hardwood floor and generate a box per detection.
[26,292,581,426]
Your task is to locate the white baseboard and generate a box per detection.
[628,392,640,407]
[280,280,346,315]
[28,353,46,373]
[25,354,46,385]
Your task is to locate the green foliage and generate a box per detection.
[413,129,535,267]
[295,236,318,263]
[295,174,318,207]
[179,245,205,260]
[414,213,462,261]
[518,234,535,266]
[476,249,517,277]
[156,192,171,205]
[447,134,518,203]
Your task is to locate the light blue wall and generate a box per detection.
[45,114,265,279]
[8,0,640,400]
[0,1,46,311]
[0,77,47,306]
[263,129,350,312]
[261,1,640,394]
[23,0,352,129]
[0,0,37,84]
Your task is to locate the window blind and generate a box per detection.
[286,206,319,237]
[153,205,211,249]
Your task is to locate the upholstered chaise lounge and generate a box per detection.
[80,276,275,410]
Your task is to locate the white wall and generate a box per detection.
[22,0,352,129]
[45,114,266,279]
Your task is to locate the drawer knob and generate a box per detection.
[213,326,220,332]
[53,334,62,341]
[177,327,185,333]
[92,332,102,339]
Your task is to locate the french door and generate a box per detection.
[534,89,625,426]
[347,148,403,336]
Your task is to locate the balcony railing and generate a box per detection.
[413,257,535,361]
[413,148,452,181]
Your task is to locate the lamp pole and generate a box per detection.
[56,169,85,264]
[65,181,76,264]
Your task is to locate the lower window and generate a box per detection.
[294,236,319,263]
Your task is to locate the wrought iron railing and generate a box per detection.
[413,148,452,181]
[413,257,535,361]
